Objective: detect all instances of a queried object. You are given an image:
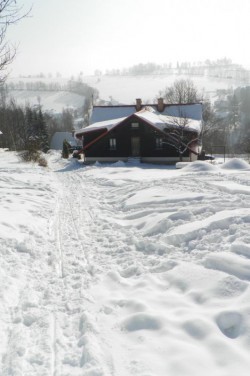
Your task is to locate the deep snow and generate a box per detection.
[1,149,250,376]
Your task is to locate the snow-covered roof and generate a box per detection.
[136,107,201,133]
[76,104,202,137]
[90,106,136,124]
[75,116,127,136]
[89,103,202,124]
[161,103,202,120]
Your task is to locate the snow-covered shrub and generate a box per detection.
[19,149,41,163]
[38,156,48,167]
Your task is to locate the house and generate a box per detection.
[75,99,203,164]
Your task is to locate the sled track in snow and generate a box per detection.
[49,167,115,375]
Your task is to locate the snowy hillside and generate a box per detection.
[7,73,243,112]
[1,150,250,375]
[7,89,85,114]
[82,74,241,104]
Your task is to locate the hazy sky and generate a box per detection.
[6,0,250,77]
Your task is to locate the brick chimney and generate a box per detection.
[136,98,142,111]
[157,98,164,112]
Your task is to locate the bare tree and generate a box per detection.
[158,79,223,156]
[159,79,202,104]
[162,114,199,161]
[200,99,220,147]
[0,0,31,83]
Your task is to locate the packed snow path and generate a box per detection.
[1,151,250,376]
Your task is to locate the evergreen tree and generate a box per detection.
[62,139,70,159]
[37,109,49,152]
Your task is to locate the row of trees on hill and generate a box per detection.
[6,78,99,98]
[98,59,250,83]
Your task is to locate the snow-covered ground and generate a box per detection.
[7,90,85,114]
[82,74,241,104]
[1,149,250,376]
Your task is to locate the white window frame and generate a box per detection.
[131,122,139,128]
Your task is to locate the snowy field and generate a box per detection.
[1,149,250,376]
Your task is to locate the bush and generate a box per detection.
[38,156,48,167]
[19,149,41,162]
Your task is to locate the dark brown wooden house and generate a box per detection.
[75,99,203,164]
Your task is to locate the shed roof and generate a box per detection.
[50,132,77,150]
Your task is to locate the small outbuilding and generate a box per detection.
[75,99,203,164]
[50,131,78,150]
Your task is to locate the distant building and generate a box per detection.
[75,99,203,164]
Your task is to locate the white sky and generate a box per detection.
[6,0,250,77]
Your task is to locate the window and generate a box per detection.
[155,137,163,149]
[131,122,139,128]
[109,138,117,150]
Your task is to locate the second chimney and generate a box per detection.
[136,98,142,112]
[157,98,164,112]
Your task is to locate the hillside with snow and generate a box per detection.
[1,150,250,375]
[77,74,242,104]
[6,73,244,113]
[7,89,85,114]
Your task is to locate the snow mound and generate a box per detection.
[216,310,244,339]
[121,312,163,331]
[181,161,218,172]
[221,158,250,170]
[112,160,126,167]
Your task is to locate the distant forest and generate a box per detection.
[96,58,250,83]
